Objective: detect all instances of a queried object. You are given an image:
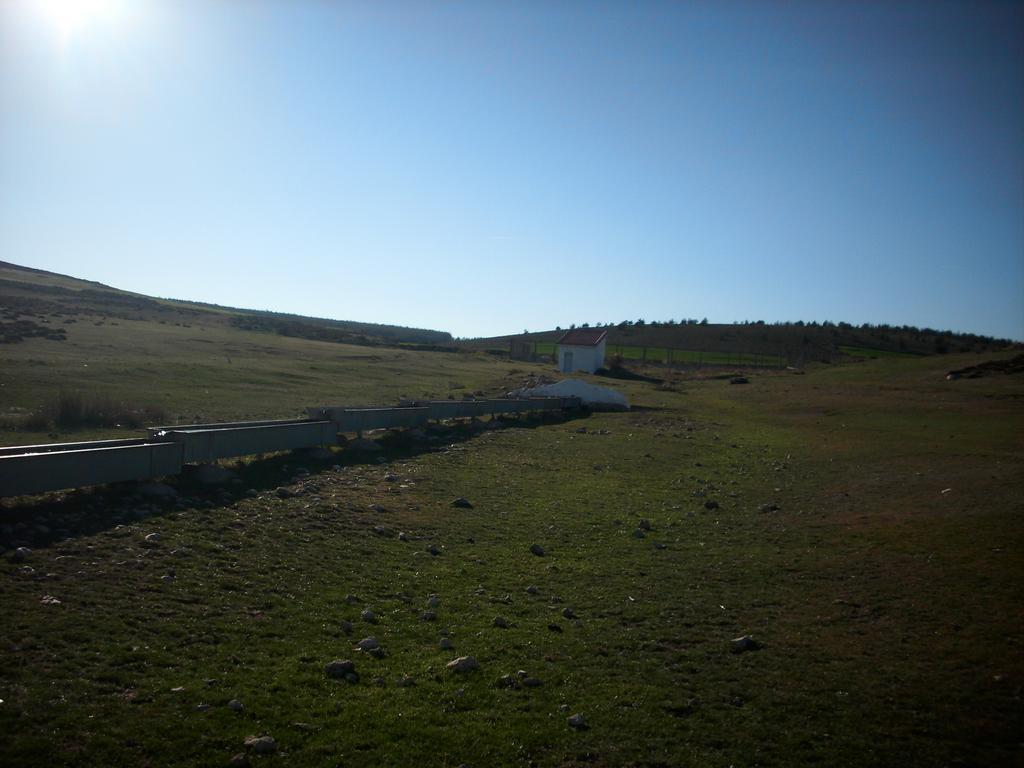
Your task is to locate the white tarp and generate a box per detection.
[509,379,629,410]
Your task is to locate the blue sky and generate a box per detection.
[1,0,1021,340]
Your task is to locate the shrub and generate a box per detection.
[48,391,167,430]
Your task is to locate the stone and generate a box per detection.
[228,754,251,767]
[195,464,234,486]
[498,673,520,689]
[397,532,409,542]
[638,519,652,530]
[275,487,295,499]
[11,547,31,563]
[138,482,178,499]
[349,438,383,452]
[144,532,161,544]
[227,699,244,711]
[243,735,277,755]
[632,528,646,539]
[704,500,720,510]
[493,616,509,629]
[427,544,441,556]
[426,595,441,608]
[561,607,576,620]
[439,637,455,650]
[397,675,416,688]
[731,635,762,653]
[446,656,479,673]
[421,611,437,622]
[325,659,356,679]
[522,677,543,688]
[344,594,359,605]
[529,543,545,557]
[360,609,378,624]
[339,620,353,634]
[451,497,474,509]
[729,376,750,385]
[355,636,380,652]
[760,503,780,513]
[567,713,588,729]
[384,473,399,482]
[547,623,563,633]
[526,585,539,595]
[370,503,387,513]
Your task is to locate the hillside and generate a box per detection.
[1,351,1022,766]
[0,261,453,349]
[463,320,1017,365]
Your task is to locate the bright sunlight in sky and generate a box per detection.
[1,1,1022,340]
[29,0,124,44]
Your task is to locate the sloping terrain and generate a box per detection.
[0,261,466,443]
[464,321,1017,363]
[0,260,452,353]
[0,352,1021,766]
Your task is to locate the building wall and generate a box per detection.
[558,342,606,374]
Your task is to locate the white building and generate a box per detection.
[557,328,607,373]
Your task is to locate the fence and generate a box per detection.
[510,340,785,368]
[0,396,580,498]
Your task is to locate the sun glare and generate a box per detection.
[32,0,121,43]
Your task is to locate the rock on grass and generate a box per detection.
[567,713,588,729]
[731,635,762,653]
[355,636,380,652]
[529,544,545,557]
[451,497,474,509]
[325,659,356,679]
[447,656,479,673]
[243,735,277,754]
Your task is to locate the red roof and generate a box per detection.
[557,328,608,346]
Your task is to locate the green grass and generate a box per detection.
[0,316,541,445]
[1,271,1022,765]
[838,344,916,359]
[524,342,783,368]
[1,348,1022,766]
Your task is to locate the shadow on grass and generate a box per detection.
[0,409,591,552]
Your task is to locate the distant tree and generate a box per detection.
[700,317,708,325]
[570,323,576,330]
[555,326,562,331]
[581,322,589,328]
[636,318,645,326]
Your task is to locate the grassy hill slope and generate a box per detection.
[0,261,491,445]
[463,320,1017,364]
[0,260,453,351]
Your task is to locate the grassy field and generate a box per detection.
[525,341,782,368]
[1,335,1022,766]
[0,317,528,445]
